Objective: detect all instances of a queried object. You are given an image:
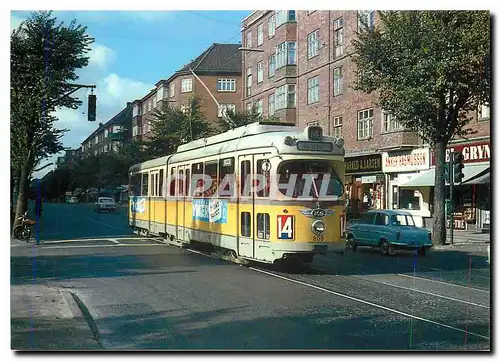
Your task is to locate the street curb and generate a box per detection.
[61,290,103,349]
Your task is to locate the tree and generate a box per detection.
[351,11,490,245]
[11,11,94,228]
[216,105,281,133]
[147,96,212,158]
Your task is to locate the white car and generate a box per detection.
[95,197,116,213]
[69,197,79,204]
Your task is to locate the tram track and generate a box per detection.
[181,244,490,344]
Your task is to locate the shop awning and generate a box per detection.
[400,164,490,188]
[462,167,490,184]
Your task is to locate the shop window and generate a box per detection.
[219,157,235,197]
[241,212,251,237]
[257,213,270,240]
[142,173,149,196]
[399,189,420,210]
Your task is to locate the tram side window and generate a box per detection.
[240,160,251,197]
[142,173,149,196]
[185,169,191,197]
[256,159,270,197]
[257,213,270,240]
[192,162,203,197]
[241,212,251,237]
[159,169,164,196]
[130,174,141,196]
[179,169,184,196]
[169,167,176,196]
[204,161,218,197]
[219,157,235,197]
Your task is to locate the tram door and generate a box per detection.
[237,155,254,258]
[150,170,159,234]
[176,166,186,241]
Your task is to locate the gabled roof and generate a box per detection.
[170,43,241,80]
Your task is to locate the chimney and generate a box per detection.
[127,102,132,107]
[99,123,103,127]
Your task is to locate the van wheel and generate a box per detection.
[380,240,391,256]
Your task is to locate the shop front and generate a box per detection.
[382,147,431,227]
[400,139,490,230]
[344,153,384,220]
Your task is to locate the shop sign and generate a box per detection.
[431,140,490,166]
[361,175,377,184]
[345,154,382,174]
[382,148,430,173]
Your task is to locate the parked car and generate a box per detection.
[95,197,116,213]
[69,197,79,204]
[345,210,433,256]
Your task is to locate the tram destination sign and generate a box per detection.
[296,141,333,152]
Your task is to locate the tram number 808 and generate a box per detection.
[313,235,325,242]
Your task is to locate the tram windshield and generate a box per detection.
[277,160,344,198]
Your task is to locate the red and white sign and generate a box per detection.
[431,140,490,166]
[277,215,294,240]
[382,148,430,173]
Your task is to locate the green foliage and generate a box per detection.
[147,96,212,157]
[352,10,490,145]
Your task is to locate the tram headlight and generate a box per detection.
[312,220,325,235]
[284,136,296,146]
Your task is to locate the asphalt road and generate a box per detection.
[11,203,491,350]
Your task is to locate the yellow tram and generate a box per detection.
[128,122,346,264]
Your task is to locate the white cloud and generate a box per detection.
[99,73,153,105]
[88,43,116,70]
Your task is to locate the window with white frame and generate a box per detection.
[268,15,276,38]
[257,61,264,83]
[358,10,374,32]
[152,96,157,109]
[246,31,252,48]
[181,78,192,92]
[334,17,344,57]
[268,54,276,77]
[148,100,152,112]
[307,76,319,104]
[104,129,108,137]
[308,30,320,58]
[307,121,320,126]
[275,84,296,110]
[268,93,275,116]
[256,99,263,115]
[333,66,343,96]
[246,102,253,114]
[276,42,296,68]
[246,67,252,97]
[357,108,374,139]
[170,82,175,97]
[156,87,164,102]
[95,135,99,144]
[332,116,342,138]
[113,125,121,133]
[276,10,296,27]
[478,103,490,120]
[382,111,403,132]
[257,24,263,46]
[218,104,236,118]
[217,78,236,92]
[133,105,139,117]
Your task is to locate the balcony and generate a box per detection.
[108,131,126,141]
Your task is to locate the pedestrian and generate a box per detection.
[34,196,42,219]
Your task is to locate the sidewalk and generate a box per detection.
[446,229,490,245]
[11,284,101,350]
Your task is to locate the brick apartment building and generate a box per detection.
[132,43,243,142]
[81,103,133,157]
[242,10,491,229]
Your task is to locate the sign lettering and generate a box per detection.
[345,154,382,174]
[382,148,430,173]
[431,141,490,165]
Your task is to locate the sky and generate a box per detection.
[10,10,250,179]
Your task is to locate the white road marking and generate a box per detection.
[397,274,490,293]
[42,244,167,249]
[249,267,490,341]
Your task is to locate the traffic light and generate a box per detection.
[443,163,450,184]
[453,152,465,184]
[88,94,96,122]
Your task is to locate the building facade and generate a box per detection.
[81,103,133,157]
[132,43,243,142]
[55,148,81,169]
[242,10,491,224]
